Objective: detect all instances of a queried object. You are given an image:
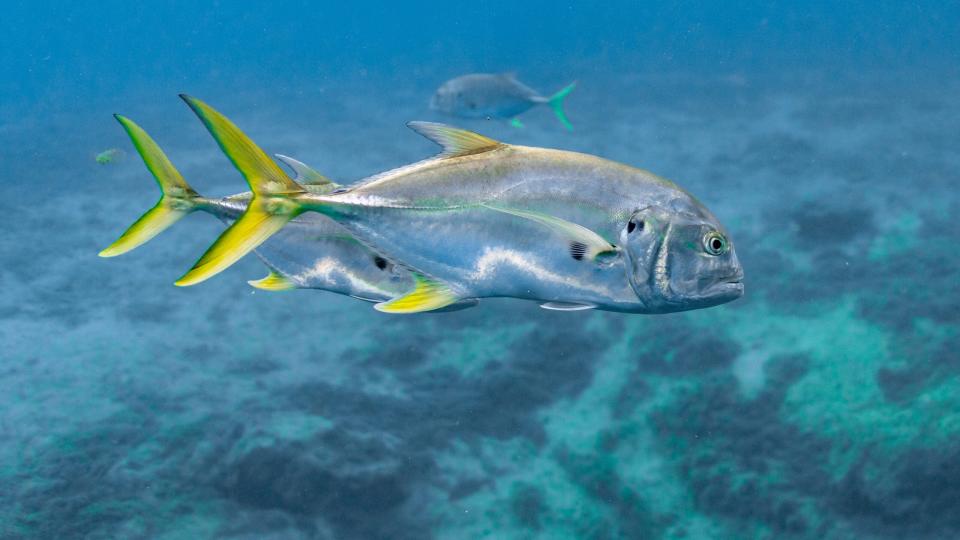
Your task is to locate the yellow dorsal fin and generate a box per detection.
[248,270,297,291]
[406,122,502,158]
[374,273,459,313]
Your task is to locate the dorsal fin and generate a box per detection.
[274,154,334,186]
[406,122,502,158]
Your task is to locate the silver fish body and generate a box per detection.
[308,142,744,313]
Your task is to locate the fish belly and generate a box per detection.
[461,98,534,120]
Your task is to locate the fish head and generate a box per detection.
[430,79,486,115]
[620,201,743,312]
[430,81,459,112]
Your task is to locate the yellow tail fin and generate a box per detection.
[174,95,309,286]
[99,115,202,257]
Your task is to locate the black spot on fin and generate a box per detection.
[570,241,587,261]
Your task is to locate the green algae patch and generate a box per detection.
[429,319,727,540]
[868,211,921,261]
[715,297,960,460]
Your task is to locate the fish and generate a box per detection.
[95,148,123,164]
[99,114,450,307]
[172,95,744,315]
[430,73,576,130]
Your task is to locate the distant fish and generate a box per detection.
[430,73,576,131]
[95,148,123,164]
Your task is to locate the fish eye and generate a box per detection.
[703,231,728,255]
[627,219,644,234]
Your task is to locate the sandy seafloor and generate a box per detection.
[1,65,959,539]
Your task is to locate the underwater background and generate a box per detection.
[2,1,959,538]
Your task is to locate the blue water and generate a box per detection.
[2,2,959,539]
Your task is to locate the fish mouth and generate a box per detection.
[708,276,745,298]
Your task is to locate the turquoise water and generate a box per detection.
[2,2,959,538]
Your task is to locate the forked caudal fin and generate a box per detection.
[99,115,204,257]
[547,81,576,131]
[174,95,312,287]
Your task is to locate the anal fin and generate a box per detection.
[375,274,459,314]
[248,270,297,291]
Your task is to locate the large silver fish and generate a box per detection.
[99,115,424,305]
[430,73,576,130]
[173,96,744,315]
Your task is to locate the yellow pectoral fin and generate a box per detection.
[175,203,295,287]
[99,202,189,257]
[248,270,296,291]
[374,274,459,314]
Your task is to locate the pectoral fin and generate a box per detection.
[481,204,618,262]
[540,301,596,311]
[374,273,459,314]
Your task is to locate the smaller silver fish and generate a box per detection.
[430,72,576,130]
